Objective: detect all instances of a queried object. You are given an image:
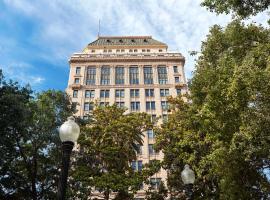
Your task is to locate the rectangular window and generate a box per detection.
[100,66,110,85]
[161,101,169,110]
[148,144,155,155]
[100,102,109,107]
[115,67,125,84]
[130,89,140,98]
[73,90,78,98]
[131,102,140,111]
[151,115,156,122]
[115,89,125,98]
[147,130,154,139]
[86,67,96,85]
[85,90,95,98]
[74,78,80,84]
[131,160,143,171]
[160,89,169,97]
[100,90,110,98]
[176,88,181,95]
[145,89,154,97]
[162,114,168,122]
[84,102,93,111]
[150,178,161,190]
[175,77,180,83]
[75,67,81,75]
[157,66,168,84]
[143,66,153,84]
[129,66,139,84]
[146,101,155,110]
[173,66,178,73]
[116,102,125,108]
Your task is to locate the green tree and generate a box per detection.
[201,0,270,19]
[0,72,75,199]
[155,20,270,199]
[145,181,168,200]
[71,105,153,200]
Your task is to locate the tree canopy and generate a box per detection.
[201,0,270,19]
[0,71,75,199]
[155,20,270,199]
[71,105,154,200]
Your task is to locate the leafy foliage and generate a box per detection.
[201,0,270,19]
[155,21,270,199]
[71,105,153,199]
[0,72,75,199]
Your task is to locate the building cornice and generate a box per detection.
[69,53,185,64]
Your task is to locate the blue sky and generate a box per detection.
[0,0,268,91]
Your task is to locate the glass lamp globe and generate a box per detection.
[181,164,195,185]
[59,116,80,143]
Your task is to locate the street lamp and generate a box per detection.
[57,116,80,200]
[181,164,195,200]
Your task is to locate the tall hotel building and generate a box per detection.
[66,36,187,198]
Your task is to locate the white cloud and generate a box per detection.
[2,0,269,79]
[1,62,45,86]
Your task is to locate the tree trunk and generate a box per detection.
[104,189,110,200]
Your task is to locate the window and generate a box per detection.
[116,102,125,108]
[160,89,169,97]
[108,49,112,53]
[100,102,109,107]
[162,114,168,122]
[176,88,181,95]
[129,67,139,84]
[100,90,110,98]
[75,67,81,75]
[85,90,95,98]
[145,89,154,97]
[146,101,155,111]
[91,49,95,53]
[129,49,133,52]
[131,102,140,111]
[159,49,162,52]
[147,130,154,139]
[136,144,143,155]
[150,178,161,190]
[158,66,168,84]
[173,66,178,73]
[151,115,157,122]
[74,78,80,84]
[86,67,96,85]
[83,116,89,120]
[103,49,107,53]
[131,160,143,171]
[121,49,125,52]
[147,49,150,52]
[161,101,169,110]
[115,89,125,98]
[84,102,93,111]
[142,49,146,52]
[73,90,78,98]
[100,66,110,85]
[130,89,140,98]
[134,49,138,52]
[144,66,153,84]
[115,67,125,84]
[175,77,180,83]
[148,144,155,155]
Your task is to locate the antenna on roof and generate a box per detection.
[98,19,101,37]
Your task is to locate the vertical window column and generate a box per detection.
[86,66,96,85]
[129,66,139,84]
[100,66,110,85]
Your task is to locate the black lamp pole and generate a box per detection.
[57,141,74,200]
[184,183,194,200]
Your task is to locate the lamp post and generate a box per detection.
[57,116,80,200]
[181,164,195,200]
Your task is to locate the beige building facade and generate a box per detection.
[66,36,187,199]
